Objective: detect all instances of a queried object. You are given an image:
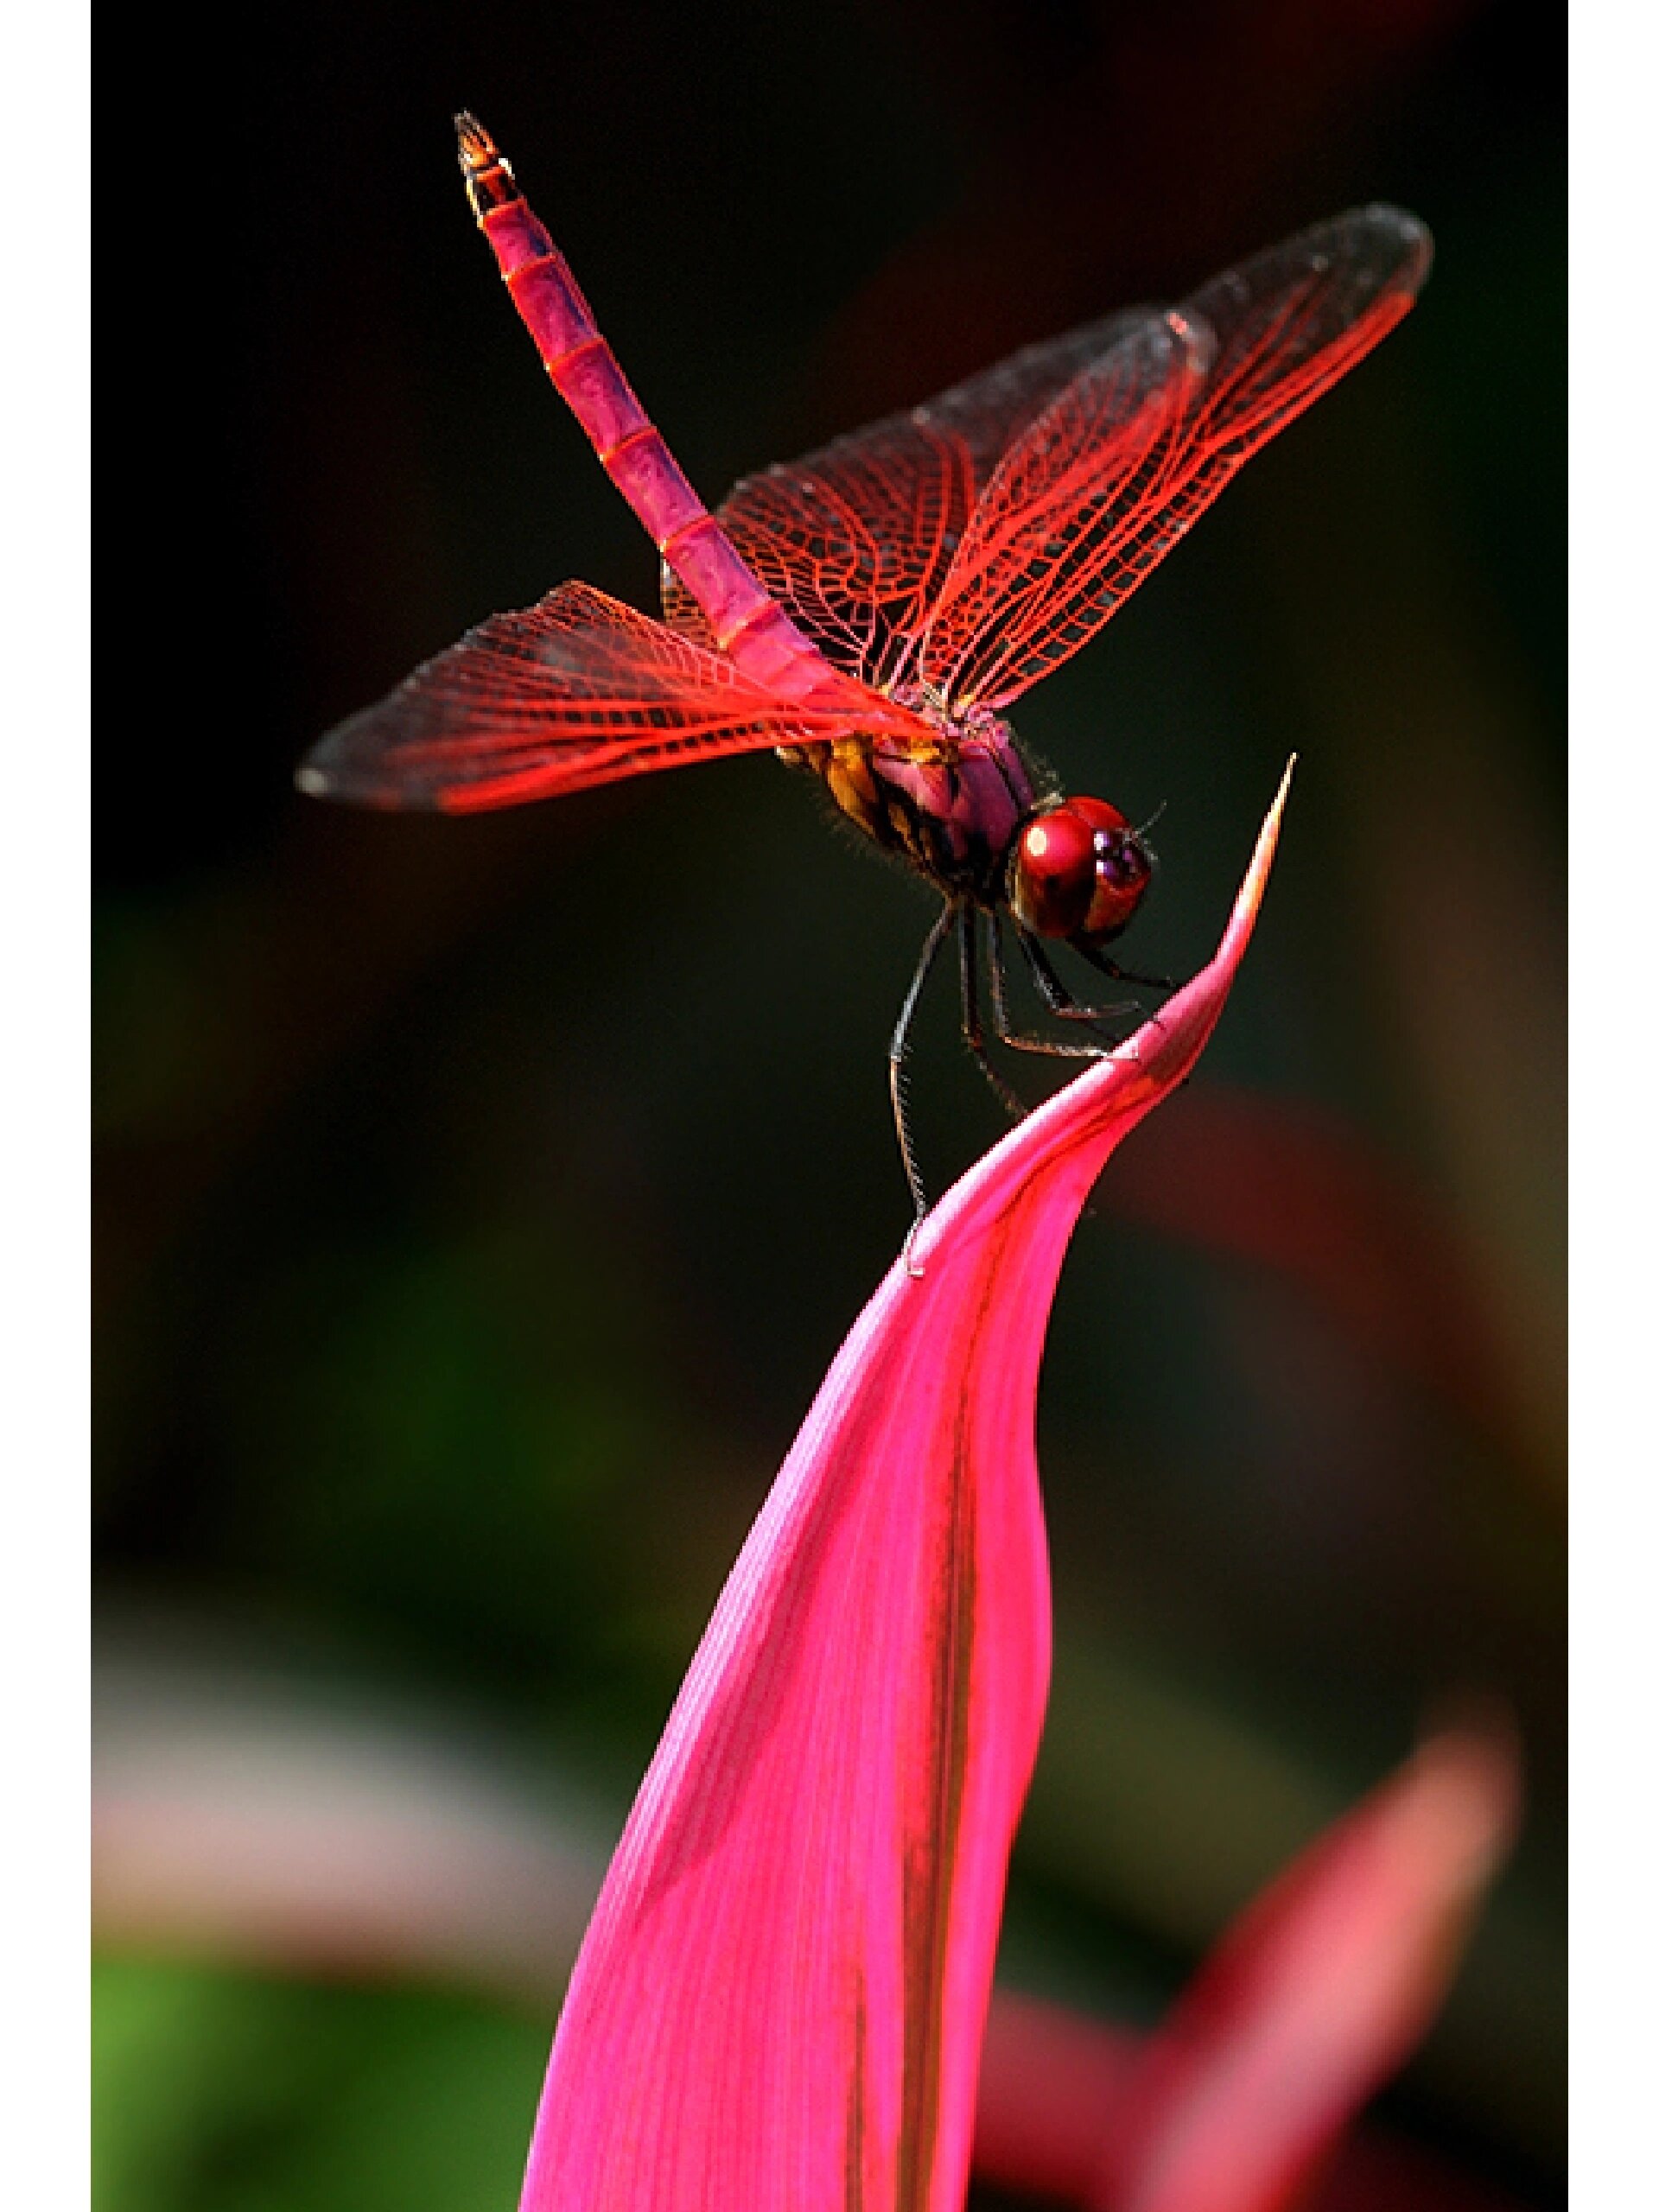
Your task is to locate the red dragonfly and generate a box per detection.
[300,115,1431,1218]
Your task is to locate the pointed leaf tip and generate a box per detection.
[906,764,1294,1279]
[1211,752,1293,969]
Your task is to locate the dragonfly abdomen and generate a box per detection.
[454,114,835,705]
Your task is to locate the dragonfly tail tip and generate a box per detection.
[454,111,498,168]
[454,111,518,219]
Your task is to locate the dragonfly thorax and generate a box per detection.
[779,700,1151,945]
[778,699,1040,906]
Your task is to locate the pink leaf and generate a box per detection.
[972,1985,1528,2212]
[974,1992,1141,2201]
[1091,1086,1524,1463]
[1094,1721,1521,2212]
[517,771,1293,2212]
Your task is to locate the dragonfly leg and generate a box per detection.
[957,909,1028,1124]
[889,902,957,1226]
[1015,926,1151,1039]
[985,915,1128,1059]
[1077,943,1179,993]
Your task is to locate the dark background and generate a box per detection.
[94,3,1564,2206]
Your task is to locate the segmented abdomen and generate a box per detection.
[455,116,837,706]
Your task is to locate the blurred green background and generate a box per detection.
[95,2,1563,2206]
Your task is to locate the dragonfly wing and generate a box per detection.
[920,206,1433,708]
[298,581,878,813]
[913,313,1214,709]
[661,310,1157,690]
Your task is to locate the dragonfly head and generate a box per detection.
[1007,796,1154,945]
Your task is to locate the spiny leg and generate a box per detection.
[889,902,957,1224]
[985,913,1121,1061]
[1077,942,1179,993]
[957,908,1028,1124]
[1071,940,1179,1049]
[1014,925,1151,1040]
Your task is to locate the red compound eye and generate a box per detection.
[1009,807,1101,937]
[1008,798,1153,944]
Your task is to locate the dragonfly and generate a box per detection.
[299,114,1432,1221]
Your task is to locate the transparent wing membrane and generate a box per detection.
[298,582,882,813]
[917,312,1212,706]
[664,208,1428,713]
[661,310,1157,690]
[921,206,1433,707]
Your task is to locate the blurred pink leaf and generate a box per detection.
[975,1992,1141,2201]
[516,771,1291,2210]
[1095,1086,1523,1462]
[1091,1721,1520,2212]
[975,1967,1524,2212]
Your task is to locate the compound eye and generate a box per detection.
[1077,834,1152,942]
[1008,806,1105,938]
[1008,797,1154,944]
